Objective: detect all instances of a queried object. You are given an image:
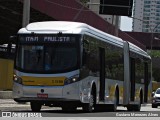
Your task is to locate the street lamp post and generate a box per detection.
[22,0,30,27]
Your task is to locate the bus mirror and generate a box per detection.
[10,36,17,44]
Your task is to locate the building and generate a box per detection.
[133,0,160,33]
[85,0,121,28]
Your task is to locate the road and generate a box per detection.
[0,99,160,117]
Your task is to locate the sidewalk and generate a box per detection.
[0,99,16,105]
[0,91,12,99]
[0,91,30,108]
[142,103,151,107]
[0,99,30,111]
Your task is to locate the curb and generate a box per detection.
[141,104,151,107]
[0,91,12,99]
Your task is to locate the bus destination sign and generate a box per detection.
[19,36,76,43]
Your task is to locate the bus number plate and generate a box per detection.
[37,93,48,98]
[52,79,64,85]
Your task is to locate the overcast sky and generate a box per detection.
[120,16,133,31]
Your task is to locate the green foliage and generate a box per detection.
[151,50,160,82]
[153,67,160,82]
[150,50,160,58]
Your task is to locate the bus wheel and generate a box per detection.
[109,90,118,111]
[82,89,95,112]
[134,102,141,111]
[127,93,141,111]
[30,102,42,112]
[134,93,142,111]
[127,104,141,111]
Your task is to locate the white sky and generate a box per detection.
[120,16,133,31]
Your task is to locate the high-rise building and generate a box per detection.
[133,0,160,33]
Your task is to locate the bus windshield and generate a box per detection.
[15,35,80,73]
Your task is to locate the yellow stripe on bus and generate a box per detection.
[21,76,66,86]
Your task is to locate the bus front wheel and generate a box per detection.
[30,102,42,112]
[82,87,96,112]
[82,94,94,112]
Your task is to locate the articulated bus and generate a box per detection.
[13,21,151,112]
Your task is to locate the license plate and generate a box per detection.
[37,93,48,98]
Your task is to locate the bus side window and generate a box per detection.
[82,39,89,66]
[82,49,87,65]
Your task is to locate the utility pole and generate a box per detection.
[114,15,119,37]
[22,0,30,27]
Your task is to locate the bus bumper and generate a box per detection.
[13,82,80,102]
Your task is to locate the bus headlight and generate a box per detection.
[13,75,22,84]
[64,75,79,85]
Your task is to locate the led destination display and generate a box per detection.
[19,35,77,44]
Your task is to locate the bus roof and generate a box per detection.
[18,21,88,34]
[18,21,124,46]
[128,42,151,59]
[18,21,150,59]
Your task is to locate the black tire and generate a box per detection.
[30,102,42,112]
[109,90,118,112]
[127,104,141,111]
[134,103,141,111]
[82,94,94,112]
[82,88,96,112]
[152,104,157,108]
[134,93,142,111]
[127,92,141,111]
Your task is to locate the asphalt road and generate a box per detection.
[0,99,160,118]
